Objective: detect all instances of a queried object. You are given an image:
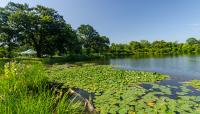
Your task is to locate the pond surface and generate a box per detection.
[102,55,200,82]
[93,55,200,98]
[76,55,200,113]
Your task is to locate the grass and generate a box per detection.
[0,62,84,114]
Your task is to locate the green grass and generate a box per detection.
[0,62,83,114]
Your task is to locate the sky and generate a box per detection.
[1,0,200,43]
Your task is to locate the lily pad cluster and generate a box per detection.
[48,64,200,114]
[185,80,200,90]
[94,83,200,114]
[48,64,168,93]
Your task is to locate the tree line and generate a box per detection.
[0,2,110,57]
[1,2,200,58]
[110,38,200,55]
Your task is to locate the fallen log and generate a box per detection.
[50,82,98,114]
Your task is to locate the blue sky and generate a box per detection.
[1,0,200,43]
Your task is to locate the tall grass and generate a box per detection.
[0,62,83,114]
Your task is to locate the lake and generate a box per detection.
[75,55,200,113]
[99,55,200,82]
[93,55,200,98]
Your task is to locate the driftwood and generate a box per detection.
[50,82,98,114]
[68,89,97,113]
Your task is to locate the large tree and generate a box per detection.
[6,2,69,57]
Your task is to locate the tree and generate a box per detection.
[77,24,99,54]
[140,40,150,48]
[92,36,110,53]
[129,41,141,53]
[140,40,151,53]
[186,37,199,45]
[56,24,82,55]
[7,2,67,57]
[0,3,26,57]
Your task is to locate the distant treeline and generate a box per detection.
[110,38,200,55]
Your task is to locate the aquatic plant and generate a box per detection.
[185,80,200,90]
[48,64,200,113]
[48,65,168,93]
[94,83,200,114]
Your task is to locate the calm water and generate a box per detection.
[98,55,200,82]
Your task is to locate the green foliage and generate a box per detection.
[0,6,19,57]
[186,37,200,45]
[77,24,110,54]
[92,36,110,53]
[42,54,104,65]
[6,3,68,57]
[110,38,200,55]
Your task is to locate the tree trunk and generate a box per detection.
[30,35,42,58]
[36,46,42,58]
[7,43,12,58]
[86,48,90,55]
